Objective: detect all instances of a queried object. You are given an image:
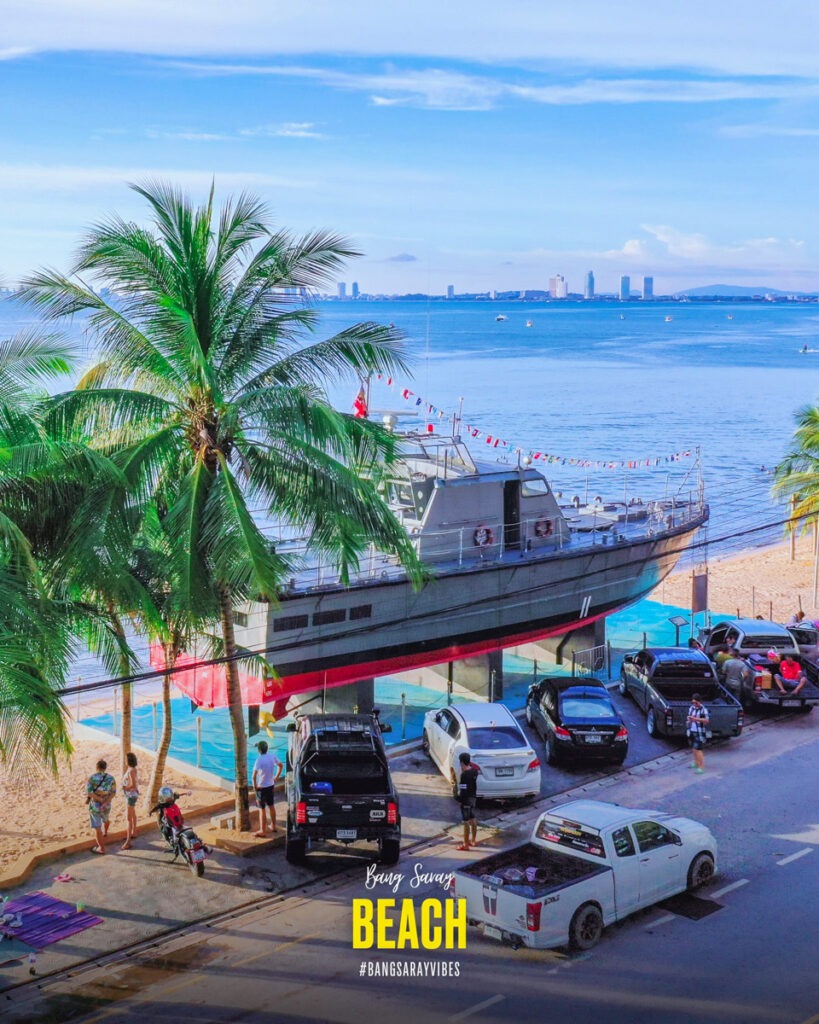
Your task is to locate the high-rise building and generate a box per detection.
[351,281,360,299]
[447,284,455,299]
[338,282,347,300]
[642,276,654,301]
[584,271,595,300]
[619,275,631,302]
[549,274,568,299]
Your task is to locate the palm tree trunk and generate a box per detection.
[107,604,132,774]
[145,642,176,811]
[218,583,251,831]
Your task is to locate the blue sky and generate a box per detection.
[1,1,818,295]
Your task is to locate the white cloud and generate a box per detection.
[0,164,314,192]
[721,123,819,138]
[240,122,325,139]
[3,1,819,80]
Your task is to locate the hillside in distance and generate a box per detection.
[677,284,809,297]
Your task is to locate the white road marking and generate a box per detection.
[711,878,750,898]
[644,914,676,929]
[777,847,813,866]
[449,994,505,1021]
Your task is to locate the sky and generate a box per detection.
[1,1,818,295]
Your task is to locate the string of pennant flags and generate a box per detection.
[366,374,694,471]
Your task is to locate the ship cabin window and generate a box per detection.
[350,604,372,620]
[313,608,347,626]
[273,614,309,632]
[521,477,550,499]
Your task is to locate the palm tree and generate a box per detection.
[773,404,819,542]
[22,180,422,829]
[0,329,77,771]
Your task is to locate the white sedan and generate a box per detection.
[422,701,541,799]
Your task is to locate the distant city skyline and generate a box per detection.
[0,4,818,294]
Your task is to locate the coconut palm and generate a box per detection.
[0,329,76,771]
[22,180,422,829]
[773,404,819,539]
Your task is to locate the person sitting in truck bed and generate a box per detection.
[774,654,808,695]
[713,645,731,674]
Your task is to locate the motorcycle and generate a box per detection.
[151,787,209,877]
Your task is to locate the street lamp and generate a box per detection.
[669,614,689,647]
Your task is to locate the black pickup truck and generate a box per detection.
[284,712,401,865]
[619,647,744,738]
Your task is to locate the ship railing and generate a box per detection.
[267,497,707,590]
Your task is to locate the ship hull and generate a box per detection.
[240,517,702,700]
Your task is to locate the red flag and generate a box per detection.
[353,387,368,418]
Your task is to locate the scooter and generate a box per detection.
[151,787,209,877]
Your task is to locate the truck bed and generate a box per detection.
[458,842,609,900]
[651,680,727,704]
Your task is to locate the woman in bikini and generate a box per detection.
[122,752,139,850]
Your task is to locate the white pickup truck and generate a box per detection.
[451,799,717,951]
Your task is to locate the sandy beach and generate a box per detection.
[0,737,228,873]
[1,535,815,874]
[658,535,819,623]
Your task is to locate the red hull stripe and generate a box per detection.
[245,607,613,705]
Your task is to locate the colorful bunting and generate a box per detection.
[368,376,695,471]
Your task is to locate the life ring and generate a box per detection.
[474,525,494,547]
[534,519,553,538]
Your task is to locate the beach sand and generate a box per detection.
[2,536,815,873]
[658,535,819,623]
[0,737,228,872]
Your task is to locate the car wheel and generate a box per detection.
[797,705,814,714]
[612,755,626,767]
[569,903,604,951]
[422,730,431,755]
[544,737,558,765]
[525,700,534,726]
[285,816,307,865]
[378,838,401,865]
[687,852,715,890]
[646,707,657,736]
[618,676,629,697]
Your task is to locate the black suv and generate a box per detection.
[525,677,628,766]
[285,712,401,865]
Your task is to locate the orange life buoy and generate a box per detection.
[534,519,553,538]
[474,525,494,547]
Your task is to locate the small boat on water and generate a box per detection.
[619,314,626,320]
[727,315,734,320]
[664,315,673,322]
[495,315,508,322]
[202,428,710,706]
[526,320,533,328]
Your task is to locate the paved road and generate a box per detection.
[4,706,818,1024]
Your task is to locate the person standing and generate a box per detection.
[252,740,283,837]
[686,695,710,774]
[86,759,117,854]
[456,751,481,851]
[121,752,139,850]
[722,648,750,702]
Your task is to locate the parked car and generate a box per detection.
[525,677,628,766]
[284,712,401,865]
[422,702,541,800]
[699,619,819,711]
[451,799,717,950]
[619,647,743,738]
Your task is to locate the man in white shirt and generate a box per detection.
[252,740,283,837]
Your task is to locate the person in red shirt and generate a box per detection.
[774,654,807,695]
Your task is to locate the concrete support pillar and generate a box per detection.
[320,678,375,714]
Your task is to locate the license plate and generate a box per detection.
[336,829,357,840]
[584,734,603,744]
[495,767,515,777]
[191,849,206,863]
[782,700,801,708]
[483,924,502,941]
